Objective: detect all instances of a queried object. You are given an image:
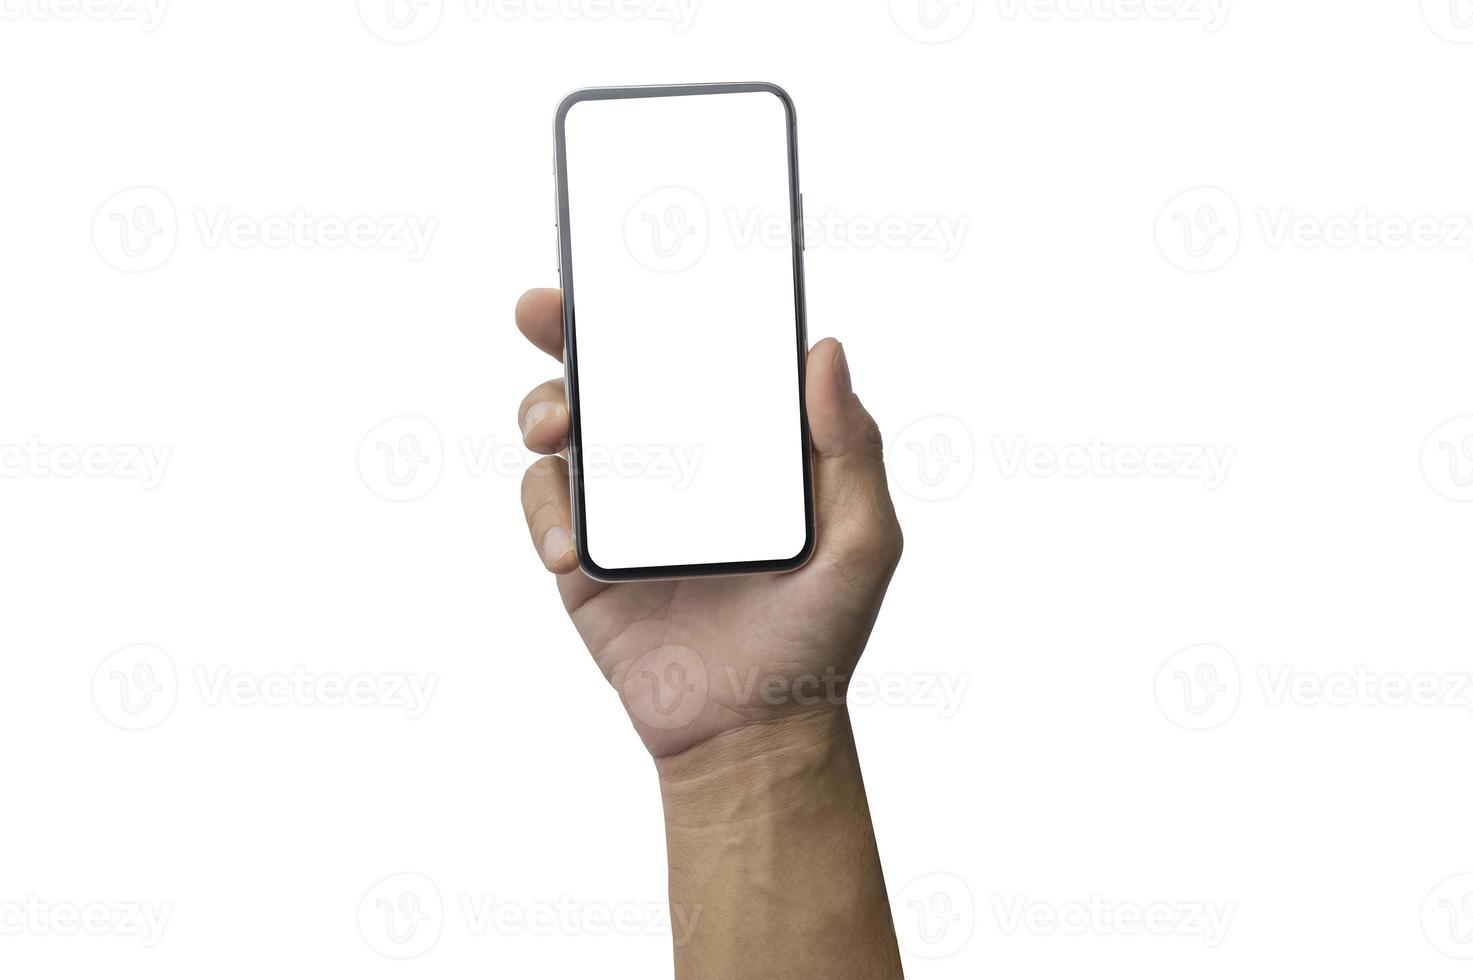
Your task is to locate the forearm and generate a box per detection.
[656,708,903,980]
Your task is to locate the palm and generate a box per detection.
[515,287,902,759]
[555,523,890,757]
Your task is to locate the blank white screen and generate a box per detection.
[562,90,807,572]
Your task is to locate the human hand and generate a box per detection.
[515,287,903,759]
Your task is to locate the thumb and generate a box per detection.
[805,338,903,566]
[806,337,881,461]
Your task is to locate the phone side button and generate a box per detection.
[797,193,805,250]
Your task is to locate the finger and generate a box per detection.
[806,338,881,462]
[515,288,564,362]
[518,378,570,454]
[805,338,903,569]
[520,455,579,574]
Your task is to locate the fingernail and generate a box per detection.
[541,526,574,565]
[834,343,852,396]
[521,401,557,439]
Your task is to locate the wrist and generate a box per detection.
[655,706,854,822]
[655,706,903,979]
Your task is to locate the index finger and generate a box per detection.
[515,287,564,363]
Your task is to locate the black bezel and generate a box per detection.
[553,82,816,582]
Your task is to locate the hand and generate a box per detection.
[515,287,903,759]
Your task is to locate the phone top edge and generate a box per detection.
[555,82,795,131]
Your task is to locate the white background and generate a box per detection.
[2,1,1473,977]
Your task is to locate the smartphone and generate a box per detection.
[553,82,814,581]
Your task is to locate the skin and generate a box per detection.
[515,286,906,979]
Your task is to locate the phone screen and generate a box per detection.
[557,86,812,577]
